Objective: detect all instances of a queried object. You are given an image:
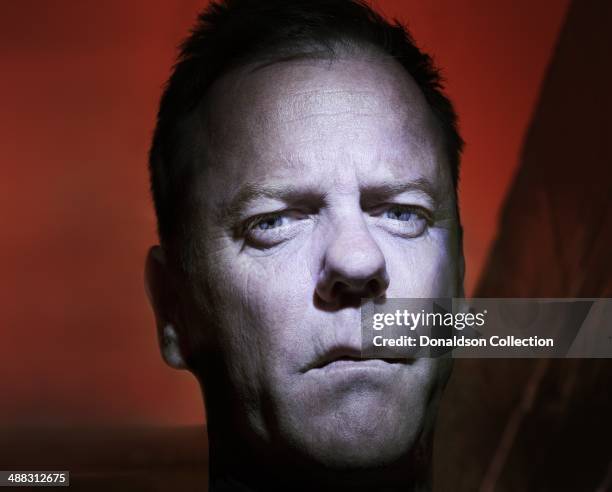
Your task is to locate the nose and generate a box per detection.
[315,216,390,306]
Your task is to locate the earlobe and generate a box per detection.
[160,324,188,369]
[145,245,188,370]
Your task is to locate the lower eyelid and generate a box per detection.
[246,217,310,243]
[373,215,428,235]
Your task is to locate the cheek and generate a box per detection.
[239,252,310,313]
[381,232,459,298]
[206,247,313,367]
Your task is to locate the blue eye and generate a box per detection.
[385,207,414,221]
[254,215,285,230]
[377,205,429,238]
[243,211,309,249]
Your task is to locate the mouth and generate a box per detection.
[303,346,409,373]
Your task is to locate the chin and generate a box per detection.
[283,394,426,469]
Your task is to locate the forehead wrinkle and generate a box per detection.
[273,88,390,124]
[201,54,433,153]
[224,57,417,119]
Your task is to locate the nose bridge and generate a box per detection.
[329,209,380,270]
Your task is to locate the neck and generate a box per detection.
[207,425,434,492]
[210,471,432,492]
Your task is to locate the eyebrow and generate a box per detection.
[359,178,441,207]
[215,182,325,225]
[217,176,442,225]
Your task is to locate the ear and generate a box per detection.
[145,245,188,369]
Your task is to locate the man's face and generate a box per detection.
[180,53,462,467]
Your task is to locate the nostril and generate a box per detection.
[366,279,381,297]
[330,281,349,300]
[332,278,382,299]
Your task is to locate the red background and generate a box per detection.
[0,1,569,427]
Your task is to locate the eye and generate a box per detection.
[385,206,416,221]
[243,211,309,248]
[376,205,430,238]
[253,215,288,231]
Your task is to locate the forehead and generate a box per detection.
[196,53,450,197]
